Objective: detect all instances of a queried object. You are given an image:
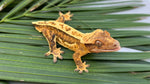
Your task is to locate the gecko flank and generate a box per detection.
[32,11,121,73]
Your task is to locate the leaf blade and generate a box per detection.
[1,0,33,21]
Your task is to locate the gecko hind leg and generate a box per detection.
[42,29,64,63]
[45,47,64,63]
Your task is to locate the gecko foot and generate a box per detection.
[60,11,73,21]
[74,61,90,73]
[45,48,64,63]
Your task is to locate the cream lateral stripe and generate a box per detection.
[32,21,84,40]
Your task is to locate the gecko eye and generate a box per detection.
[95,40,102,47]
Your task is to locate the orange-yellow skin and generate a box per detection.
[32,11,121,73]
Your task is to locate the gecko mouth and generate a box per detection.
[102,46,121,52]
[91,46,121,53]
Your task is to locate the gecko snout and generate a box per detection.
[113,40,120,48]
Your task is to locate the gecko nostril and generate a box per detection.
[113,40,120,47]
[114,44,117,47]
[113,43,118,47]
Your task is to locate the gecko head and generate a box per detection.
[59,11,73,21]
[83,29,121,53]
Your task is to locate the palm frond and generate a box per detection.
[0,0,150,84]
[0,0,14,11]
[1,0,33,21]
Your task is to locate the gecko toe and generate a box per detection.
[79,70,83,74]
[86,64,90,67]
[58,48,64,54]
[58,55,63,60]
[74,68,79,72]
[53,56,57,63]
[44,51,51,56]
[60,51,64,54]
[84,69,89,73]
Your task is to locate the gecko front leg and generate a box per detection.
[56,11,73,23]
[42,29,64,63]
[73,49,90,73]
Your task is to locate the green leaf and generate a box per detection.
[60,0,142,7]
[57,0,73,6]
[0,23,40,35]
[129,46,150,51]
[0,81,8,84]
[1,0,33,21]
[118,37,150,47]
[0,52,150,83]
[25,13,150,20]
[85,52,150,60]
[67,21,150,29]
[42,0,62,9]
[42,4,143,12]
[0,42,150,61]
[25,0,48,13]
[69,0,111,4]
[0,0,14,11]
[109,30,150,37]
[0,0,150,84]
[0,34,46,45]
